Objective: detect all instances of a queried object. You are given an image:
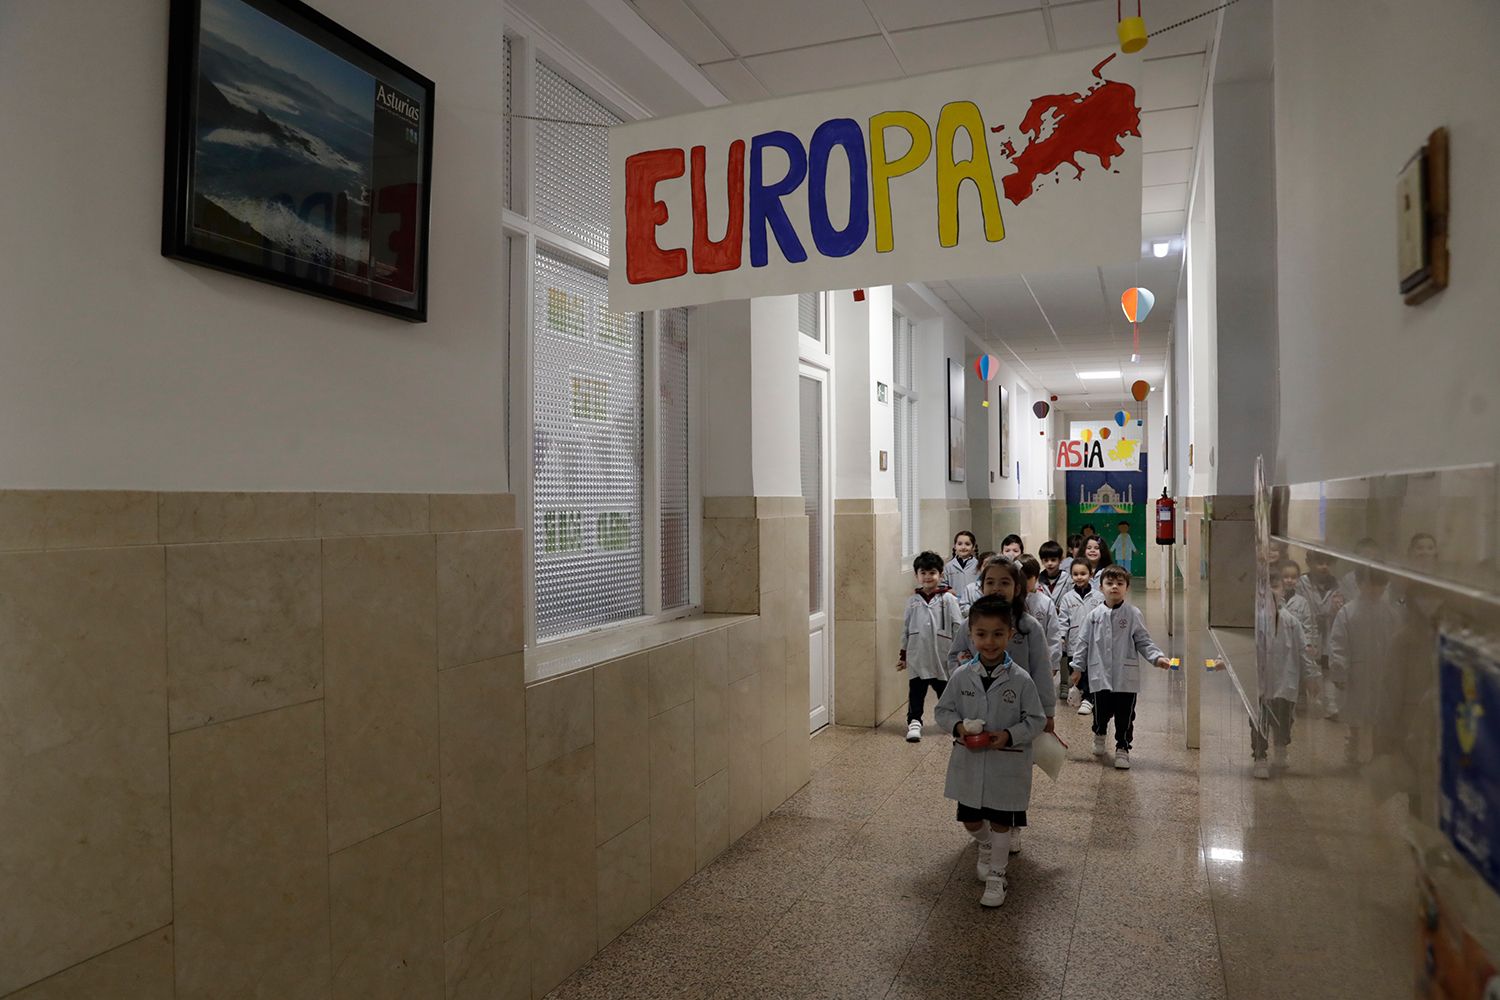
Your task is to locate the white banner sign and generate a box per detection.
[609,48,1142,312]
[1056,418,1144,471]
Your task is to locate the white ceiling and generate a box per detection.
[630,0,1220,408]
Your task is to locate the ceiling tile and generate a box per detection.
[744,36,901,95]
[1048,0,1116,52]
[1140,52,1205,110]
[1140,106,1198,152]
[888,10,1051,75]
[1142,182,1187,213]
[865,0,1042,32]
[633,0,732,62]
[1143,148,1194,186]
[699,59,770,101]
[1141,210,1187,239]
[687,0,878,56]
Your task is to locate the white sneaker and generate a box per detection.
[1253,760,1270,780]
[1114,750,1131,770]
[980,873,1008,908]
[975,840,991,881]
[906,720,922,743]
[1007,829,1021,854]
[1092,734,1107,756]
[1078,700,1094,716]
[1272,746,1289,769]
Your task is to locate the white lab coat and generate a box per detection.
[1056,585,1104,659]
[1280,593,1321,656]
[1327,595,1402,726]
[1076,602,1166,695]
[935,656,1045,812]
[1036,570,1068,605]
[943,556,981,597]
[958,580,983,617]
[947,612,1057,718]
[1025,590,1063,671]
[1296,573,1341,657]
[902,589,963,681]
[1261,609,1317,702]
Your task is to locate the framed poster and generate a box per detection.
[947,359,965,483]
[997,385,1010,477]
[163,0,435,321]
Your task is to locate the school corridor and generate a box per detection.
[3,0,1499,998]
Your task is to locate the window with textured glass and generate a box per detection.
[533,62,618,254]
[892,311,919,558]
[660,307,690,610]
[798,292,823,345]
[799,376,823,614]
[532,250,643,638]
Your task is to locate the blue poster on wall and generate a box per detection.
[1065,453,1147,578]
[1438,631,1500,896]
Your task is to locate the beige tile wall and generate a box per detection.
[1,490,809,1000]
[831,500,905,726]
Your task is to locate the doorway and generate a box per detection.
[799,365,833,732]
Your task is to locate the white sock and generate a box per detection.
[989,830,1011,873]
[968,824,992,846]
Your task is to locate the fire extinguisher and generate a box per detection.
[1155,488,1176,546]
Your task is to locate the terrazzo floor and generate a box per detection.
[547,632,1245,1000]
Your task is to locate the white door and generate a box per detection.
[799,367,833,732]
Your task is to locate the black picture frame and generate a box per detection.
[163,0,435,321]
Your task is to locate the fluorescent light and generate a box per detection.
[1078,371,1120,380]
[1152,241,1171,258]
[1208,847,1244,863]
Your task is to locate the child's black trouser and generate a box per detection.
[1091,690,1138,750]
[1251,697,1296,759]
[908,677,947,724]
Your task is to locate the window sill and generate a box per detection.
[525,613,754,685]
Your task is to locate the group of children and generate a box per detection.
[1251,536,1429,778]
[898,530,1171,908]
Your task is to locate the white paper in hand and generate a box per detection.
[1034,731,1066,780]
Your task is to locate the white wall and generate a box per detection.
[0,0,510,491]
[748,296,803,498]
[1274,0,1500,482]
[1211,2,1277,496]
[832,287,895,500]
[1184,90,1219,497]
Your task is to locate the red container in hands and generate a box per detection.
[962,733,991,750]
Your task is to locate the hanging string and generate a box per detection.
[507,112,614,128]
[1149,0,1245,36]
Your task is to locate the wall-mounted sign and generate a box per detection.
[875,381,889,404]
[609,49,1142,312]
[1055,420,1142,470]
[1398,126,1449,306]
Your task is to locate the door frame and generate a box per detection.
[799,326,834,732]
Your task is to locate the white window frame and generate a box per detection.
[892,309,920,560]
[504,16,702,648]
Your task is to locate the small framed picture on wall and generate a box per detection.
[947,359,965,483]
[997,385,1010,477]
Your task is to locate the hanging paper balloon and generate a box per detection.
[973,354,1000,382]
[1136,420,1144,427]
[1081,428,1093,443]
[1032,401,1049,418]
[1114,410,1127,427]
[1100,427,1111,439]
[1120,288,1156,324]
[1131,379,1150,402]
[1123,410,1131,424]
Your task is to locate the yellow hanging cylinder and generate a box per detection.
[1117,15,1148,53]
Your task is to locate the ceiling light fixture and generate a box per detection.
[1152,241,1170,258]
[1078,371,1120,380]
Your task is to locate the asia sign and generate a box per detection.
[609,49,1142,312]
[1055,420,1143,471]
